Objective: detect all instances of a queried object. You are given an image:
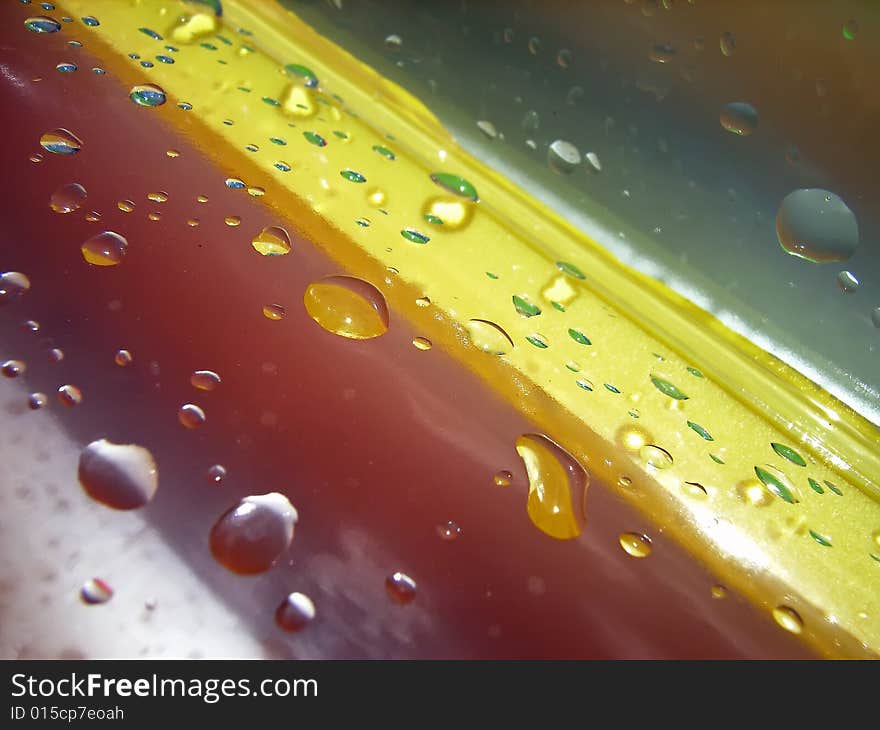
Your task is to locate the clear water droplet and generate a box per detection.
[412,336,432,351]
[206,464,226,485]
[49,182,87,213]
[275,592,316,631]
[210,493,298,574]
[40,128,83,155]
[639,443,674,469]
[251,226,291,256]
[130,83,167,107]
[78,438,158,510]
[190,370,221,391]
[1,360,25,378]
[57,384,82,406]
[28,392,48,410]
[384,34,402,51]
[80,578,113,605]
[304,276,389,340]
[386,572,417,603]
[477,119,498,139]
[25,16,61,33]
[225,216,241,227]
[776,189,859,262]
[619,532,653,558]
[837,270,859,293]
[548,139,581,174]
[81,231,127,266]
[493,469,512,487]
[0,272,30,305]
[178,403,206,428]
[466,319,514,355]
[720,102,758,136]
[262,303,286,320]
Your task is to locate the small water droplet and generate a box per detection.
[40,128,83,155]
[206,464,226,485]
[1,360,25,378]
[720,31,736,57]
[57,384,82,406]
[842,19,858,41]
[210,493,298,574]
[493,470,513,487]
[754,465,799,504]
[556,48,571,68]
[275,592,316,631]
[548,139,581,174]
[0,272,30,305]
[81,578,113,605]
[711,585,727,599]
[78,438,158,510]
[384,34,402,51]
[640,444,674,469]
[81,231,127,266]
[477,119,498,139]
[25,16,61,33]
[49,182,87,213]
[340,169,366,183]
[619,532,652,558]
[837,270,859,293]
[412,336,432,351]
[303,275,389,339]
[117,200,135,213]
[516,433,588,540]
[224,216,241,227]
[466,319,514,355]
[776,189,859,262]
[28,392,48,410]
[649,42,676,64]
[56,61,77,73]
[190,370,221,391]
[772,605,803,634]
[415,296,431,308]
[386,571,417,603]
[262,303,286,320]
[114,349,133,366]
[720,102,758,136]
[400,228,430,244]
[436,520,462,541]
[178,403,206,429]
[251,226,291,256]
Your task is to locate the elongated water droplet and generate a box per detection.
[178,403,206,429]
[1,360,25,378]
[284,63,318,88]
[340,169,366,183]
[772,605,803,634]
[251,226,291,256]
[771,442,806,467]
[130,83,167,107]
[650,374,688,400]
[548,139,581,174]
[466,319,514,355]
[837,270,859,293]
[57,384,82,406]
[687,421,713,441]
[720,102,758,136]
[25,16,61,33]
[191,370,221,391]
[843,19,858,41]
[28,392,48,410]
[754,465,799,504]
[50,182,87,213]
[640,444,673,469]
[720,31,736,56]
[262,303,286,320]
[516,434,588,540]
[776,189,859,262]
[412,336,432,351]
[401,228,430,244]
[386,572,417,603]
[40,128,82,155]
[81,231,127,266]
[619,532,652,558]
[0,272,30,306]
[81,578,113,605]
[78,438,158,510]
[513,295,541,317]
[275,592,315,631]
[303,275,388,339]
[303,130,326,147]
[429,172,479,202]
[210,493,298,575]
[568,328,591,345]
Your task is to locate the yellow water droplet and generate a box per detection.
[281,84,316,117]
[366,188,387,207]
[147,212,161,222]
[117,200,135,213]
[247,186,265,197]
[303,276,389,340]
[81,231,127,266]
[772,605,803,634]
[516,433,588,540]
[541,275,578,307]
[493,469,512,487]
[166,149,180,158]
[197,194,209,203]
[225,216,241,227]
[169,12,218,44]
[262,304,286,320]
[415,296,431,308]
[735,478,774,507]
[619,532,653,558]
[711,585,727,599]
[251,226,291,256]
[465,319,514,355]
[639,443,674,469]
[421,197,473,230]
[147,191,168,203]
[412,336,432,350]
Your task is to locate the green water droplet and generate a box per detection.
[771,442,806,467]
[284,63,318,87]
[401,228,429,244]
[303,131,326,147]
[139,27,163,40]
[513,295,541,317]
[824,480,843,496]
[754,465,798,504]
[262,96,280,106]
[332,130,349,140]
[568,328,591,346]
[651,375,688,400]
[340,169,366,183]
[372,145,396,160]
[423,213,443,225]
[575,379,593,392]
[551,302,565,312]
[687,367,704,378]
[429,172,479,202]
[269,137,286,146]
[556,261,585,279]
[486,272,499,280]
[710,453,725,465]
[809,530,832,547]
[842,19,858,41]
[687,421,713,441]
[604,384,621,394]
[526,334,548,349]
[807,477,824,494]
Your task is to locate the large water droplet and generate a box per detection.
[548,139,581,174]
[130,83,167,107]
[720,102,758,136]
[429,172,479,202]
[25,16,61,33]
[40,128,83,155]
[0,272,30,306]
[386,572,417,603]
[81,231,127,266]
[303,276,389,339]
[178,403,206,429]
[78,438,158,510]
[516,434,588,540]
[210,493,298,574]
[466,319,514,355]
[275,592,316,632]
[422,197,472,230]
[619,532,653,558]
[49,182,87,213]
[837,270,859,293]
[80,578,113,605]
[772,605,803,634]
[776,189,859,262]
[251,226,291,256]
[191,370,221,391]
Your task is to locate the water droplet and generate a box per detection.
[576,378,594,392]
[650,374,688,400]
[340,169,366,183]
[619,532,652,558]
[117,200,135,213]
[85,210,102,223]
[516,433,588,540]
[303,275,389,339]
[262,303,286,320]
[720,102,758,136]
[650,42,676,64]
[429,172,479,202]
[81,16,100,27]
[251,226,291,256]
[556,48,571,68]
[130,83,166,107]
[114,349,132,366]
[147,191,168,203]
[49,182,87,213]
[754,465,799,504]
[415,296,431,308]
[207,464,226,485]
[771,442,806,467]
[78,438,158,510]
[284,63,319,88]
[809,529,832,547]
[687,421,713,441]
[190,370,221,391]
[512,295,541,318]
[477,120,498,139]
[225,177,245,189]
[302,130,326,147]
[275,592,315,631]
[585,151,602,174]
[466,319,514,355]
[720,31,736,57]
[56,62,77,73]
[47,347,63,364]
[548,139,581,174]
[837,270,859,293]
[57,384,83,407]
[400,228,430,244]
[178,403,206,428]
[40,128,83,155]
[386,572,417,603]
[384,34,402,51]
[494,470,512,487]
[528,36,542,55]
[225,216,241,227]
[178,101,193,111]
[825,480,843,496]
[210,493,298,574]
[640,444,674,470]
[871,307,880,329]
[436,520,461,541]
[28,392,47,410]
[683,481,709,499]
[0,272,30,306]
[772,605,803,634]
[526,334,548,349]
[412,336,432,351]
[842,19,858,41]
[81,231,127,266]
[373,144,395,160]
[568,328,591,346]
[1,360,25,378]
[247,186,265,197]
[776,189,859,262]
[25,16,61,33]
[81,578,113,605]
